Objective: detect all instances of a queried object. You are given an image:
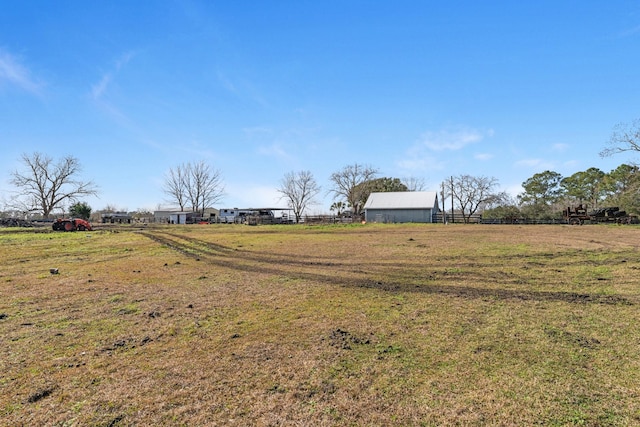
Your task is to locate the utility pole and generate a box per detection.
[450,176,455,224]
[440,181,446,224]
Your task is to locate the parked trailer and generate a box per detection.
[219,208,253,224]
[219,208,279,224]
[101,212,132,223]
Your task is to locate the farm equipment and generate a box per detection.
[563,205,637,225]
[589,207,638,224]
[563,205,589,225]
[52,218,93,231]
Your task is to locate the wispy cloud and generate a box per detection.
[217,70,237,93]
[258,142,294,162]
[616,24,640,39]
[115,51,135,69]
[397,125,493,173]
[552,143,569,152]
[397,155,447,172]
[216,69,269,108]
[247,125,325,164]
[0,48,42,94]
[474,153,494,161]
[515,158,556,170]
[243,126,273,138]
[90,51,135,100]
[244,127,294,161]
[178,139,218,159]
[91,73,112,100]
[419,127,493,151]
[562,159,580,169]
[88,51,141,138]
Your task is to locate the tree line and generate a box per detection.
[489,164,640,221]
[4,118,639,222]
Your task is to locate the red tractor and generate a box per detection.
[52,218,93,231]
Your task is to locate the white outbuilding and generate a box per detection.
[363,191,439,223]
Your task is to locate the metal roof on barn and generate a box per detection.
[364,191,438,209]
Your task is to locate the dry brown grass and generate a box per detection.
[1,223,640,426]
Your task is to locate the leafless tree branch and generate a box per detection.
[600,119,640,158]
[328,163,378,216]
[445,174,500,223]
[402,176,427,191]
[278,170,321,223]
[164,161,225,214]
[9,152,98,218]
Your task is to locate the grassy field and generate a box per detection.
[1,223,640,426]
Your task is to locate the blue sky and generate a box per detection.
[1,1,639,213]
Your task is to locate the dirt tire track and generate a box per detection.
[138,230,633,306]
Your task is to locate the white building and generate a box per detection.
[364,191,439,223]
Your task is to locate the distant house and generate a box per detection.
[154,210,175,223]
[363,191,439,223]
[169,212,189,224]
[202,208,220,222]
[101,212,132,224]
[154,208,220,224]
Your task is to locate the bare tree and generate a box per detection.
[600,118,640,157]
[402,176,427,191]
[328,163,379,216]
[164,164,188,211]
[187,161,225,215]
[9,152,98,218]
[445,174,501,223]
[101,204,122,213]
[277,170,321,223]
[164,161,224,215]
